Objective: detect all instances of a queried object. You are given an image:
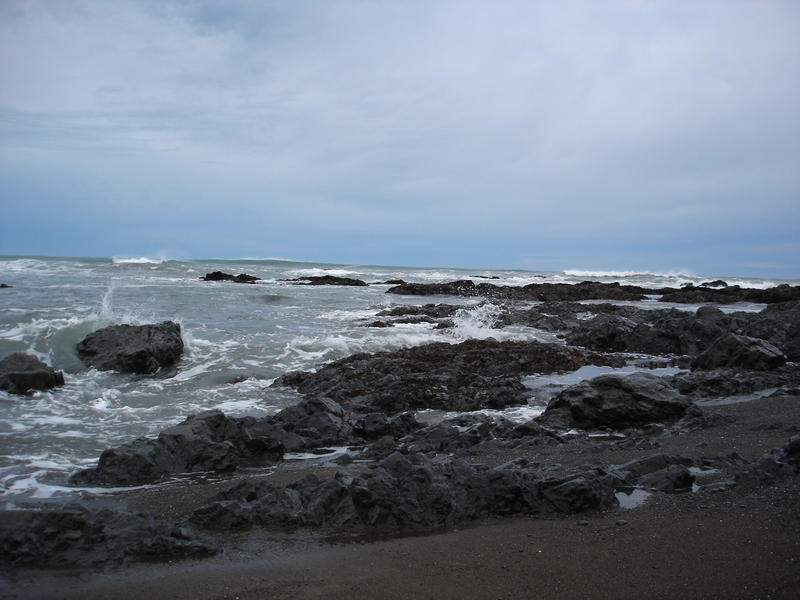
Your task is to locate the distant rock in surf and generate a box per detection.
[0,283,11,289]
[201,271,260,283]
[76,321,184,374]
[284,275,368,286]
[0,353,64,395]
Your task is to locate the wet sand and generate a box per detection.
[3,394,800,599]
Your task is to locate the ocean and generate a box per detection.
[1,255,796,507]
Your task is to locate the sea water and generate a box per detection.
[0,255,794,505]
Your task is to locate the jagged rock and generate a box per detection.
[187,453,617,533]
[286,276,368,286]
[0,353,64,395]
[658,283,800,304]
[76,321,184,374]
[69,410,285,486]
[275,339,623,414]
[691,333,786,371]
[0,505,218,567]
[201,271,260,283]
[673,367,800,399]
[741,436,800,485]
[276,397,353,447]
[387,280,647,302]
[352,412,420,441]
[537,373,698,430]
[741,301,800,361]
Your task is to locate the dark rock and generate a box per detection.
[387,280,647,302]
[366,321,393,328]
[741,301,800,361]
[353,412,420,441]
[76,321,184,374]
[0,353,64,395]
[276,397,353,447]
[658,284,800,304]
[286,276,368,286]
[0,283,11,289]
[700,280,728,288]
[0,505,217,567]
[69,410,285,486]
[741,436,800,485]
[537,373,698,430]
[671,368,799,398]
[376,303,464,319]
[274,339,623,414]
[188,453,617,533]
[691,333,786,371]
[636,464,695,492]
[201,271,260,283]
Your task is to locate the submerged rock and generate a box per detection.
[0,353,64,395]
[537,373,698,430]
[0,505,218,568]
[76,321,184,374]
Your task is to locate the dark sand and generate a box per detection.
[3,394,800,600]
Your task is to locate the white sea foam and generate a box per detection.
[111,256,166,265]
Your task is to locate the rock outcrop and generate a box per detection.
[201,272,260,283]
[188,452,617,533]
[537,373,698,430]
[1,506,218,567]
[275,339,623,413]
[285,276,368,286]
[0,353,64,395]
[76,321,184,374]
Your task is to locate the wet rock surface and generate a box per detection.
[187,452,618,532]
[387,280,800,304]
[387,280,648,301]
[275,339,623,414]
[76,321,184,374]
[0,352,64,395]
[201,271,260,283]
[284,275,368,286]
[0,505,218,568]
[536,373,699,430]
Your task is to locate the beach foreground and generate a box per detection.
[4,393,799,600]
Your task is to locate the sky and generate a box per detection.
[1,1,799,277]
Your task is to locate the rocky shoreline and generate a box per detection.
[2,282,799,598]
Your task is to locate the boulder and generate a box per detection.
[76,321,184,374]
[0,353,64,395]
[691,333,786,371]
[537,373,697,430]
[1,505,217,568]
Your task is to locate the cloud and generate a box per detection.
[1,0,799,274]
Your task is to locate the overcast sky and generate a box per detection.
[1,1,798,276]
